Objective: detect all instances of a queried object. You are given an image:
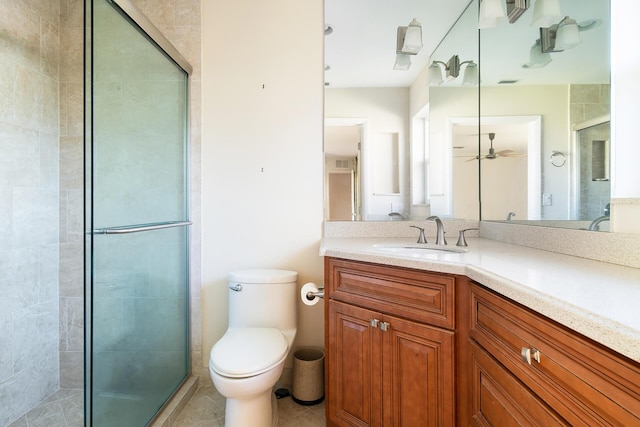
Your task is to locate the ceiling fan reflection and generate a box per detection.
[461,132,527,161]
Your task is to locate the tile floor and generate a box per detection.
[172,374,326,427]
[7,376,326,427]
[7,389,83,427]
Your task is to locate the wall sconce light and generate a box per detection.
[397,18,423,55]
[480,0,529,28]
[522,39,552,68]
[507,0,530,23]
[393,18,422,70]
[530,0,563,28]
[478,0,506,29]
[429,55,478,86]
[554,17,581,50]
[540,16,581,52]
[393,54,412,71]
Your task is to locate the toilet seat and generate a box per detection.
[210,328,288,378]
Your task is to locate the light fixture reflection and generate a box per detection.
[401,19,422,54]
[428,63,444,85]
[462,63,478,86]
[393,54,412,71]
[393,18,422,70]
[478,0,506,29]
[522,39,552,68]
[429,55,478,86]
[555,17,581,50]
[531,0,563,27]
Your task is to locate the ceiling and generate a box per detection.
[325,0,610,157]
[324,0,472,88]
[324,0,610,89]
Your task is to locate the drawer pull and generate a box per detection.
[370,319,380,328]
[379,321,391,332]
[521,347,541,365]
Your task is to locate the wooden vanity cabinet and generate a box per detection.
[461,281,640,427]
[325,257,640,427]
[325,257,458,427]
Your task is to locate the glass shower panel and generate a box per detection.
[576,121,611,221]
[87,0,190,425]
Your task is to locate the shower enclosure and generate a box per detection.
[85,0,192,425]
[0,0,193,424]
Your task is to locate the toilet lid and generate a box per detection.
[210,328,288,377]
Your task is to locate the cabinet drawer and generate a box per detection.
[469,341,568,427]
[469,282,640,426]
[326,258,456,330]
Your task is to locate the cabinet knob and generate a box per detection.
[370,319,380,328]
[521,347,541,365]
[379,321,391,332]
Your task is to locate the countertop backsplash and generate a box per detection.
[323,220,640,269]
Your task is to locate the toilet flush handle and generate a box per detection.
[229,284,243,292]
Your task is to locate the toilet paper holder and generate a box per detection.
[305,287,324,301]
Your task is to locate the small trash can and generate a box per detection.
[292,347,325,405]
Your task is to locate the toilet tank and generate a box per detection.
[228,269,298,331]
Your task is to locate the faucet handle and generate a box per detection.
[409,225,427,244]
[456,228,479,247]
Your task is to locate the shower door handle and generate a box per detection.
[92,220,192,235]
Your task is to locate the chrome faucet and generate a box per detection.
[588,215,610,231]
[456,228,479,247]
[409,225,427,244]
[426,216,446,245]
[588,204,611,231]
[506,212,516,221]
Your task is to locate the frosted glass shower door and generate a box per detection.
[86,1,191,425]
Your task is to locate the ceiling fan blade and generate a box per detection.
[503,152,527,158]
[495,149,513,156]
[465,156,480,162]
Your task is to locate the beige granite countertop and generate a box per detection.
[320,237,640,363]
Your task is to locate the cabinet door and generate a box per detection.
[327,300,383,427]
[469,341,569,427]
[382,314,455,427]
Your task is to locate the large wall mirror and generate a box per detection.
[477,0,611,230]
[324,0,611,231]
[323,0,471,221]
[427,1,479,220]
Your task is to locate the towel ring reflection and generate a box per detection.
[550,150,566,167]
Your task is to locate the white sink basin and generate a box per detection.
[373,243,468,255]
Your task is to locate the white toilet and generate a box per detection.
[209,269,298,427]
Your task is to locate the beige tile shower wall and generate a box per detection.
[569,84,611,223]
[59,0,85,391]
[570,84,610,124]
[0,1,61,425]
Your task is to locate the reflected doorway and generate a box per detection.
[450,116,541,221]
[324,119,365,220]
[572,117,611,223]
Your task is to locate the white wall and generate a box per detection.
[201,0,324,367]
[610,0,640,233]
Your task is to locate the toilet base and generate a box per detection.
[210,360,285,427]
[224,389,276,427]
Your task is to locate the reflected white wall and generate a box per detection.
[325,87,410,219]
